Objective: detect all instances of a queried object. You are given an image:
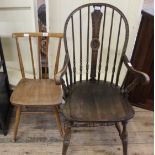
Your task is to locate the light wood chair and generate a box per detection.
[55,3,150,155]
[10,32,64,141]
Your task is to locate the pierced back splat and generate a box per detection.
[90,6,103,81]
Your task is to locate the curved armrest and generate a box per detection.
[123,55,150,93]
[123,55,150,84]
[55,53,70,85]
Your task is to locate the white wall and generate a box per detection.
[46,0,144,85]
[0,0,144,85]
[0,0,38,85]
[46,0,143,55]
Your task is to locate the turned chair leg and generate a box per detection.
[115,121,128,155]
[53,106,64,137]
[62,122,71,155]
[13,106,21,142]
[115,122,122,138]
[122,121,128,155]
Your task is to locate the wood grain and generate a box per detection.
[11,79,62,106]
[63,81,134,122]
[0,107,153,155]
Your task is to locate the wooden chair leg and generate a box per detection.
[62,122,71,155]
[115,122,122,138]
[13,106,21,142]
[53,106,64,137]
[122,121,128,155]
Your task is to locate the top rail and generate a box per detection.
[12,32,63,38]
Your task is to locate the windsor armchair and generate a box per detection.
[11,32,64,141]
[55,3,150,155]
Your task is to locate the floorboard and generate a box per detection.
[0,106,153,155]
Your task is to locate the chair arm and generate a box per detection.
[55,53,70,85]
[123,55,150,92]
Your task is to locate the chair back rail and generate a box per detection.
[63,3,129,86]
[13,32,63,79]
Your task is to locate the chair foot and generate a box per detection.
[122,121,128,155]
[62,122,71,155]
[13,106,21,142]
[53,106,64,137]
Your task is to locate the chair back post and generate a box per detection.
[54,37,62,76]
[44,36,49,79]
[15,36,25,78]
[37,36,42,79]
[28,36,36,79]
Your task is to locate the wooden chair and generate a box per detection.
[55,3,150,155]
[10,32,64,141]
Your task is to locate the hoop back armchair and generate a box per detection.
[55,3,150,155]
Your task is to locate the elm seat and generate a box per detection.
[11,79,62,106]
[63,81,134,122]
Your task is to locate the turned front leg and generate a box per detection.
[62,122,71,155]
[122,121,128,155]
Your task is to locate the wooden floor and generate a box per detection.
[0,106,153,155]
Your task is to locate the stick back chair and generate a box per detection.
[55,3,150,155]
[11,32,64,141]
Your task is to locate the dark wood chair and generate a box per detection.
[10,32,64,141]
[55,3,150,155]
